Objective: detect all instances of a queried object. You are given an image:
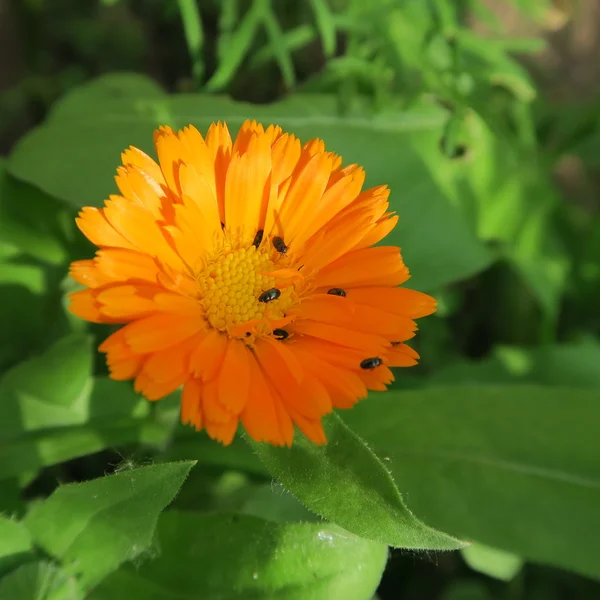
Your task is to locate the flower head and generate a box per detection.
[69,120,436,446]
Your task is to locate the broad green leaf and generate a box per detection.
[164,429,267,476]
[0,517,32,576]
[0,163,70,266]
[462,543,523,581]
[342,386,600,579]
[8,79,490,290]
[88,511,387,600]
[248,412,465,550]
[24,462,195,588]
[0,260,48,370]
[0,332,150,443]
[48,72,165,123]
[0,420,166,480]
[0,479,22,515]
[442,581,493,600]
[432,342,600,388]
[0,561,82,600]
[240,483,318,523]
[0,334,92,440]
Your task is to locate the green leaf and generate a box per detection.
[0,334,93,440]
[8,80,490,290]
[442,581,493,600]
[164,429,267,476]
[0,260,48,370]
[248,412,465,550]
[0,420,166,480]
[462,543,523,581]
[342,385,600,579]
[0,517,32,576]
[206,3,262,91]
[260,1,296,88]
[24,462,195,588]
[88,511,387,600]
[0,162,70,266]
[432,342,600,388]
[309,0,337,57]
[0,561,82,600]
[0,333,150,444]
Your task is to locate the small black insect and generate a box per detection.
[258,288,281,303]
[253,230,264,248]
[273,236,288,254]
[273,328,289,340]
[220,222,225,230]
[390,341,401,346]
[327,288,347,297]
[360,357,383,370]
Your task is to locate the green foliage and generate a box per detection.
[462,543,523,582]
[343,386,600,579]
[249,413,465,550]
[1,0,599,598]
[24,462,195,588]
[88,512,387,600]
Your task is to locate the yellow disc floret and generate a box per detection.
[197,240,297,340]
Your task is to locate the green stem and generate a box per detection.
[177,0,205,86]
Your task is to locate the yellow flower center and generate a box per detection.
[197,239,298,341]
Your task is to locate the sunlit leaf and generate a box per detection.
[88,511,387,600]
[249,412,466,550]
[24,462,195,588]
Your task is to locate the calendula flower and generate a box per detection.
[69,120,436,446]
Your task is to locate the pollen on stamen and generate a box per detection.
[196,238,298,340]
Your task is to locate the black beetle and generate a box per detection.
[327,288,347,297]
[360,357,383,370]
[273,236,288,254]
[273,328,289,340]
[258,288,281,303]
[253,230,264,248]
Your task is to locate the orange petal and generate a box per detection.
[123,312,204,353]
[177,125,216,197]
[278,153,333,243]
[346,286,437,319]
[189,329,228,380]
[241,352,292,446]
[387,343,420,367]
[103,196,183,270]
[94,249,160,285]
[76,207,135,250]
[293,413,327,445]
[204,414,238,445]
[115,165,164,218]
[224,134,271,243]
[293,321,389,355]
[70,260,113,288]
[121,146,165,185]
[134,371,187,401]
[154,126,182,192]
[315,246,410,288]
[96,284,160,319]
[218,339,251,415]
[68,289,118,324]
[357,364,394,391]
[203,378,236,424]
[181,378,203,430]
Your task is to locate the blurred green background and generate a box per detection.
[1,0,600,599]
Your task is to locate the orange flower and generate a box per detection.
[68,120,436,446]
